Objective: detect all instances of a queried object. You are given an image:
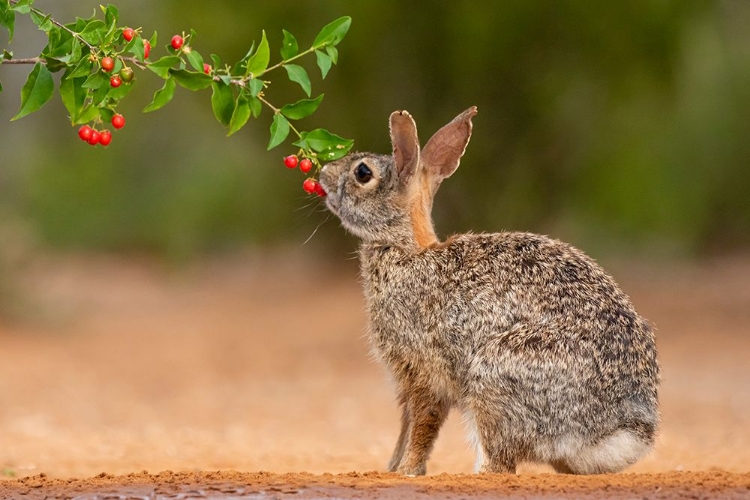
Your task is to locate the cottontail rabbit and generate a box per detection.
[318,107,659,475]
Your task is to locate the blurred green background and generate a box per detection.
[1,0,749,263]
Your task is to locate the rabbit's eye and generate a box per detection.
[355,163,373,184]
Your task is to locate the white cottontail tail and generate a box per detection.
[318,107,659,475]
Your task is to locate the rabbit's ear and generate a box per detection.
[421,106,477,182]
[389,110,421,186]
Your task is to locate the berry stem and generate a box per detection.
[256,94,302,139]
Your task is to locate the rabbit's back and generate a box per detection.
[361,231,659,455]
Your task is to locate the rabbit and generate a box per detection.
[317,107,659,476]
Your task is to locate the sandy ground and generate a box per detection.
[0,252,749,498]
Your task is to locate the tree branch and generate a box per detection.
[2,57,43,65]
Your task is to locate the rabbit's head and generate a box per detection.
[319,107,477,247]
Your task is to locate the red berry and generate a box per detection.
[171,35,184,50]
[143,40,151,59]
[314,183,327,197]
[203,63,212,75]
[110,75,122,88]
[101,57,114,72]
[99,130,112,146]
[88,130,101,146]
[299,158,313,174]
[302,178,317,194]
[284,155,299,169]
[78,125,93,142]
[122,27,135,42]
[111,114,125,129]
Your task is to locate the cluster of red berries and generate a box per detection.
[284,155,326,196]
[76,114,125,147]
[77,27,152,146]
[77,125,112,146]
[98,27,150,90]
[79,30,213,148]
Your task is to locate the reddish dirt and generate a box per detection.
[3,470,750,499]
[0,252,749,498]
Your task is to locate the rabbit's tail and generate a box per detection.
[552,428,653,474]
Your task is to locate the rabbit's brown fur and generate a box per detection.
[318,108,659,475]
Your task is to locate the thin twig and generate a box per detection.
[259,46,318,78]
[121,56,146,70]
[3,55,145,70]
[2,57,43,65]
[257,94,280,113]
[257,94,302,138]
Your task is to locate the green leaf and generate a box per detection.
[186,49,204,73]
[0,80,3,93]
[249,96,261,118]
[143,77,176,113]
[211,81,234,127]
[227,97,251,137]
[147,56,181,79]
[315,50,332,79]
[79,19,106,45]
[43,26,74,59]
[8,0,31,14]
[292,132,308,150]
[313,16,351,47]
[210,53,222,71]
[0,2,15,41]
[304,128,354,160]
[68,57,93,79]
[267,113,290,150]
[59,73,86,122]
[103,4,118,29]
[74,103,99,125]
[81,70,106,90]
[248,78,263,98]
[91,82,110,106]
[284,64,311,97]
[280,94,324,120]
[325,45,338,64]
[231,41,254,75]
[98,107,115,123]
[245,30,270,77]
[280,29,298,60]
[130,35,145,61]
[71,17,87,32]
[169,68,213,90]
[55,37,81,64]
[11,62,54,121]
[30,10,52,32]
